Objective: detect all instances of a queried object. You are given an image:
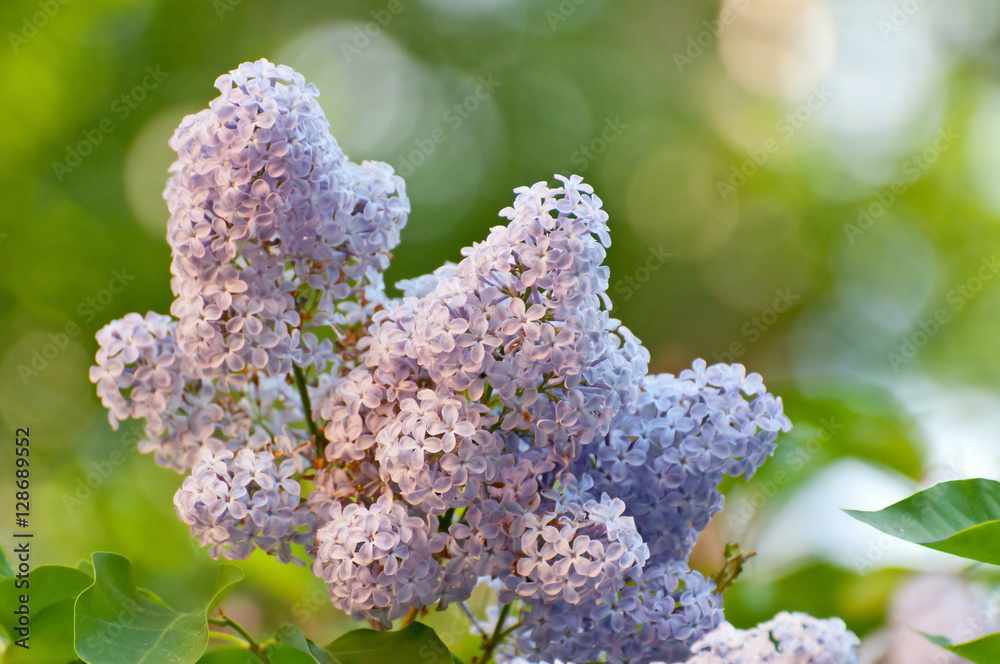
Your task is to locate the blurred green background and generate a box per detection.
[2,0,1000,657]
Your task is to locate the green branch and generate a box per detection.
[292,364,328,460]
[209,612,272,664]
[478,603,512,664]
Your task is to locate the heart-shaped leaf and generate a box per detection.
[74,552,243,664]
[845,478,1000,565]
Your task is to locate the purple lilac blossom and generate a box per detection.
[174,448,308,563]
[86,59,813,664]
[677,612,860,664]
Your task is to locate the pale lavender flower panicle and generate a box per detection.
[343,175,648,491]
[165,58,407,382]
[578,361,791,565]
[515,561,722,664]
[437,495,521,608]
[312,493,446,626]
[89,311,225,471]
[174,448,307,563]
[511,488,648,606]
[90,311,185,428]
[678,612,860,664]
[92,59,806,662]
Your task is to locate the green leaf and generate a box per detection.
[77,559,95,578]
[0,565,92,632]
[0,546,12,579]
[323,623,455,664]
[139,588,172,609]
[845,478,1000,565]
[206,565,244,614]
[266,645,321,664]
[2,600,83,664]
[925,632,1000,663]
[198,648,263,663]
[273,624,334,664]
[0,564,92,661]
[74,552,243,664]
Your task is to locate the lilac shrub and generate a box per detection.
[89,59,827,663]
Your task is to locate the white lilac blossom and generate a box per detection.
[678,612,861,664]
[88,59,822,661]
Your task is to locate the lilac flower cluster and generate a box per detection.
[515,561,723,664]
[165,60,406,384]
[175,448,306,563]
[494,613,860,664]
[511,492,648,606]
[89,59,824,664]
[91,58,406,562]
[577,362,791,564]
[313,493,446,625]
[677,612,861,664]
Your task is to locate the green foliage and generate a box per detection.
[847,479,1000,657]
[0,549,11,580]
[198,649,259,664]
[4,601,81,664]
[197,623,459,664]
[74,553,242,664]
[0,565,92,664]
[846,479,1000,565]
[270,624,335,663]
[782,386,925,479]
[323,623,456,664]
